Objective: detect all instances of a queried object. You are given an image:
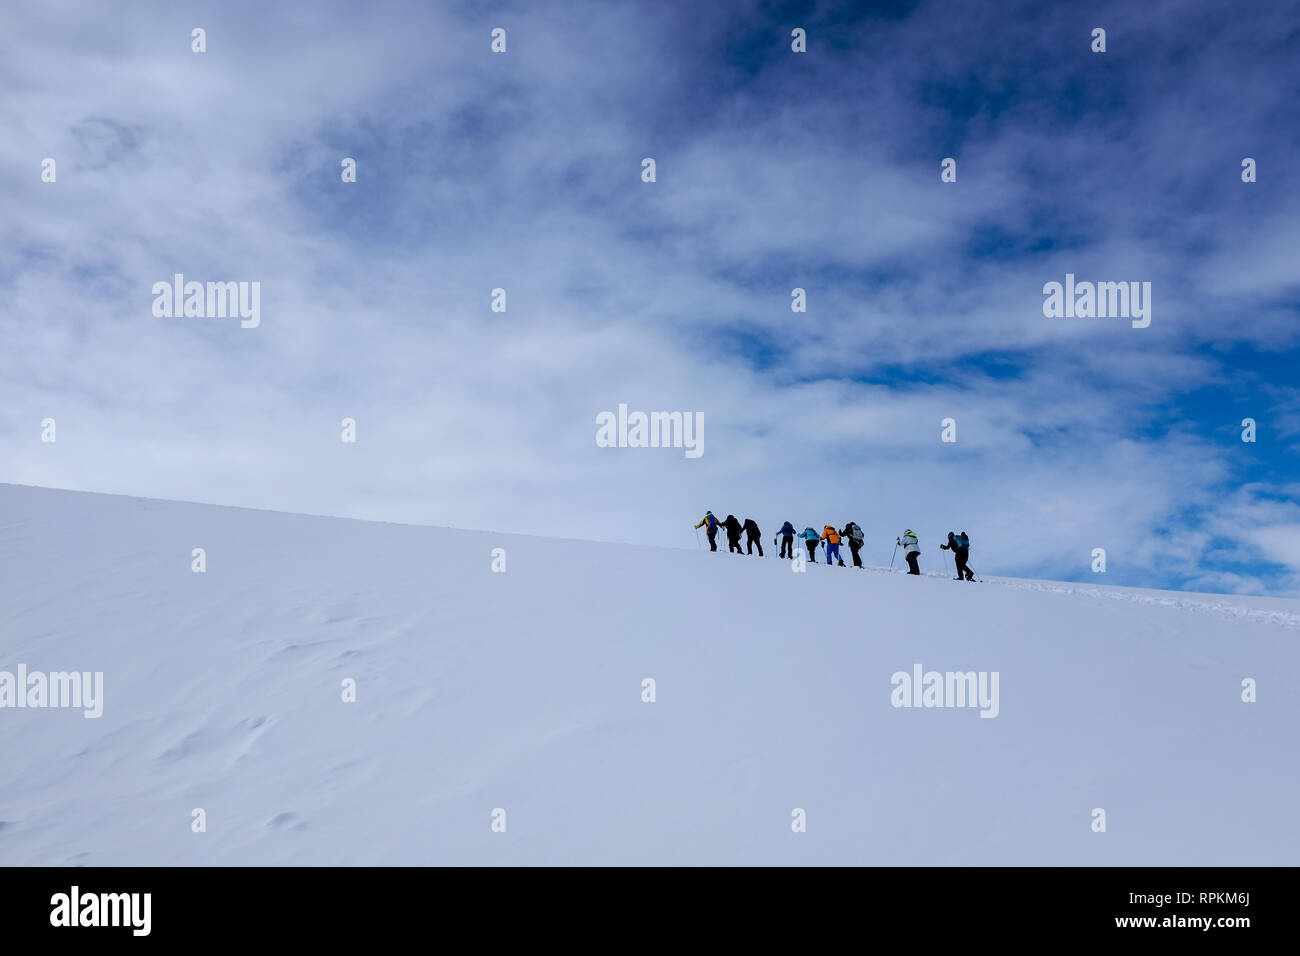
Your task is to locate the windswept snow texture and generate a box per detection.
[0,483,1296,866]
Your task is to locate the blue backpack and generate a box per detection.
[956,533,970,550]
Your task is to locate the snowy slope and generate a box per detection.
[0,483,1295,866]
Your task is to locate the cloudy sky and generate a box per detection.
[3,0,1299,595]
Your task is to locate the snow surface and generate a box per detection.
[0,483,1295,865]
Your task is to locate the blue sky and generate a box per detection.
[2,0,1300,595]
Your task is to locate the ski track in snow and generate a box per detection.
[989,577,1300,630]
[855,566,1300,630]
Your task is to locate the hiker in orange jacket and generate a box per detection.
[821,525,844,566]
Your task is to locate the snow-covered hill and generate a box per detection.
[0,483,1295,865]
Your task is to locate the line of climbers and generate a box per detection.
[693,513,977,581]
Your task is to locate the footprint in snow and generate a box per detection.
[266,812,305,831]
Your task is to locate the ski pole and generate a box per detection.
[695,526,701,549]
[889,541,898,571]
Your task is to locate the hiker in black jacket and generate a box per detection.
[841,521,865,568]
[742,518,763,556]
[940,531,976,581]
[721,514,744,553]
